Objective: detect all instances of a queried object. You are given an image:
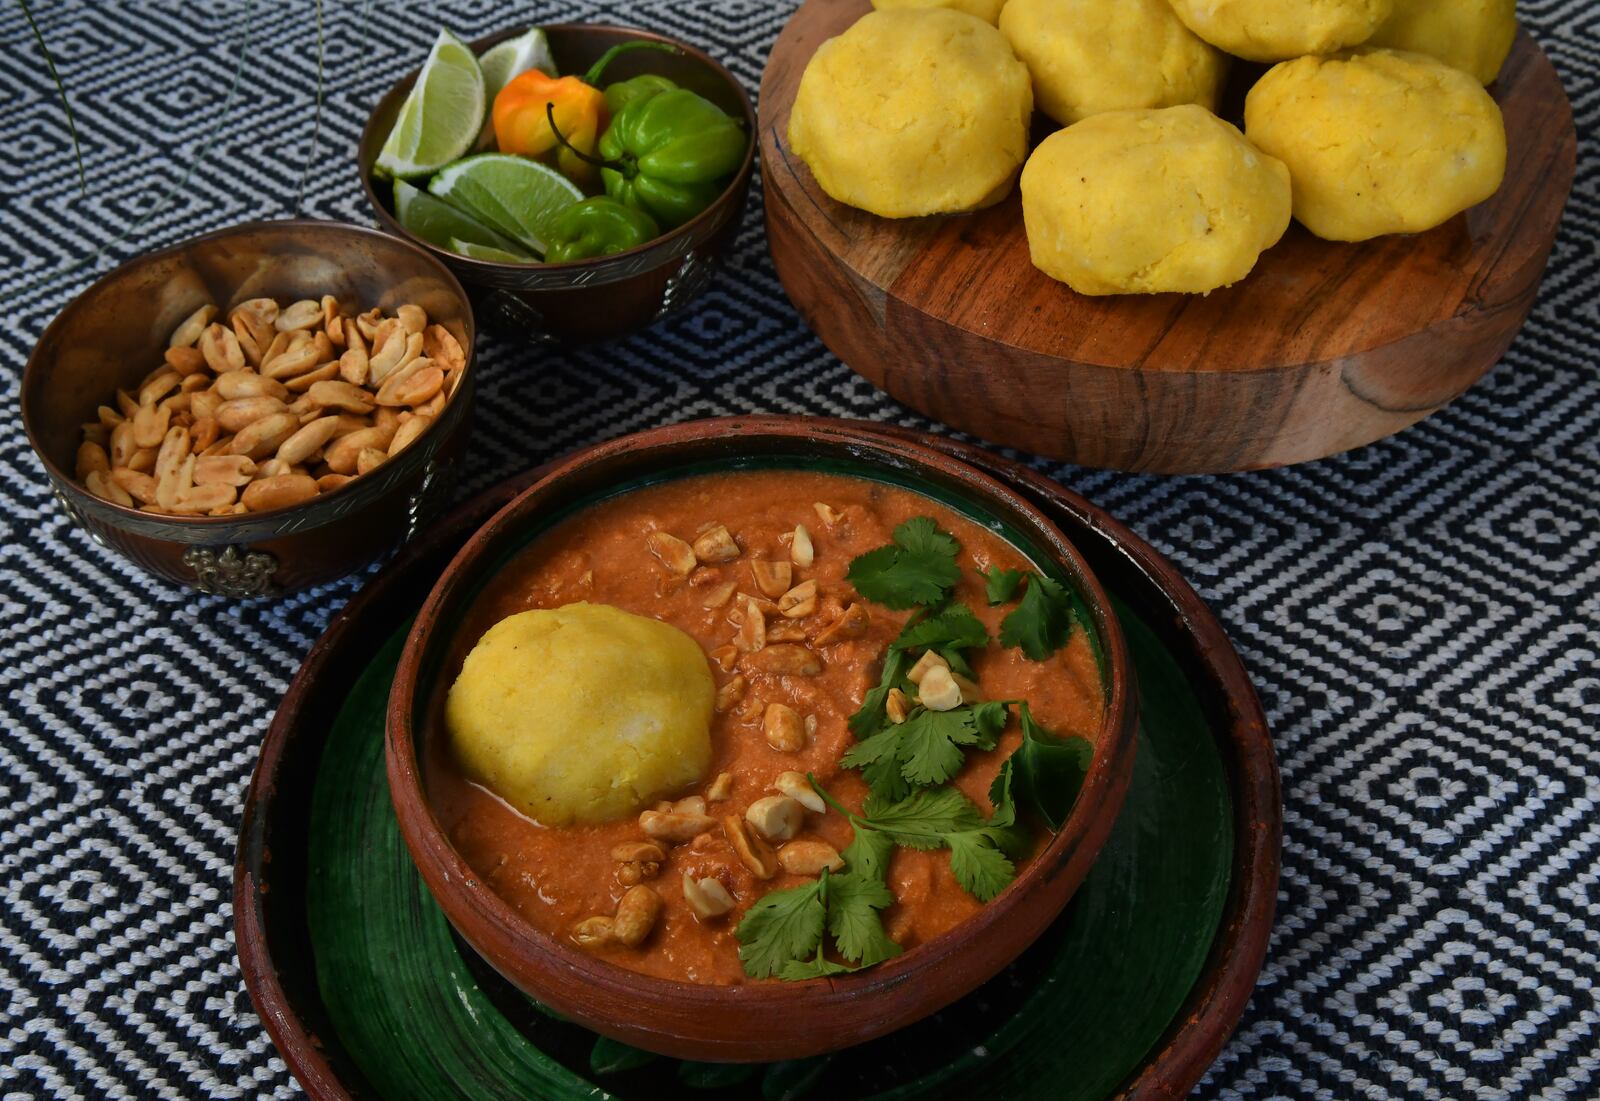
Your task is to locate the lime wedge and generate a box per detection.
[394,179,533,258]
[448,237,534,263]
[376,29,485,179]
[428,154,584,254]
[477,28,557,146]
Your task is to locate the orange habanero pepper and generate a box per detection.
[492,41,675,183]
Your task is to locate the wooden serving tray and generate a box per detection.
[759,2,1576,472]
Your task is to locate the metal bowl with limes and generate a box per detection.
[359,24,756,344]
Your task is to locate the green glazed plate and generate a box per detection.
[235,425,1279,1101]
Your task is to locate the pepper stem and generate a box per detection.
[544,101,625,172]
[583,40,680,86]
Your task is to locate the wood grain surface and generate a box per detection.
[759,1,1577,472]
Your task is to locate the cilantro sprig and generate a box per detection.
[736,825,901,981]
[995,702,1094,832]
[841,699,1010,803]
[980,565,1025,605]
[818,779,1024,903]
[994,571,1089,661]
[845,517,962,609]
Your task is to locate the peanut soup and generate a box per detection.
[428,469,1104,984]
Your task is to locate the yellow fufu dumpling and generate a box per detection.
[1368,0,1517,84]
[788,9,1033,217]
[1166,0,1393,62]
[446,603,714,826]
[1020,105,1291,295]
[872,0,1008,24]
[1245,48,1507,241]
[999,0,1225,124]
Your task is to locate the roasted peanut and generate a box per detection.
[164,346,207,375]
[701,580,738,609]
[173,483,237,514]
[773,771,826,814]
[723,815,779,879]
[886,687,910,724]
[216,396,288,433]
[763,703,806,753]
[169,304,217,347]
[305,379,375,414]
[612,842,666,865]
[317,473,354,493]
[355,447,387,475]
[570,916,614,948]
[227,413,300,460]
[276,416,344,466]
[108,468,158,505]
[790,524,814,567]
[778,840,845,877]
[639,809,718,843]
[423,323,465,372]
[396,303,427,334]
[324,425,397,474]
[683,873,736,920]
[193,454,256,487]
[813,502,841,526]
[707,772,734,802]
[612,885,662,947]
[814,602,870,646]
[715,675,747,713]
[746,796,804,842]
[276,298,323,332]
[745,645,822,677]
[778,579,819,618]
[377,363,442,407]
[199,323,245,374]
[389,413,433,456]
[735,597,766,653]
[692,524,740,563]
[646,531,697,576]
[75,441,110,479]
[751,559,792,598]
[85,470,133,506]
[917,664,962,711]
[241,474,319,512]
[907,650,949,685]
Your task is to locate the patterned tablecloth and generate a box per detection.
[1,2,1595,1098]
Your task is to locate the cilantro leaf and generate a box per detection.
[848,647,908,739]
[736,876,826,979]
[993,702,1094,831]
[846,517,961,610]
[828,872,900,966]
[970,700,1011,750]
[839,825,895,881]
[856,786,1020,901]
[862,785,985,849]
[947,831,1016,902]
[777,950,859,981]
[982,566,1025,605]
[890,603,989,654]
[999,573,1077,660]
[841,705,999,797]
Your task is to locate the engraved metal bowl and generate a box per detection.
[358,24,756,344]
[20,219,476,597]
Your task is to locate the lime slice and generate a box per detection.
[448,237,534,263]
[376,29,485,179]
[477,28,557,146]
[394,179,533,258]
[480,28,556,100]
[428,154,583,254]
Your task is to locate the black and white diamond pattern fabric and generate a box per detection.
[1,1,1595,1098]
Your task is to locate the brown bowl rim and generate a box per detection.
[383,417,1138,1059]
[20,217,477,527]
[358,23,758,277]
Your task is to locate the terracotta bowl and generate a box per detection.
[385,418,1139,1062]
[20,219,476,596]
[359,24,756,344]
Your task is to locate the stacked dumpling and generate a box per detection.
[787,0,1514,295]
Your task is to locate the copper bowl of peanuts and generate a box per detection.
[21,219,475,596]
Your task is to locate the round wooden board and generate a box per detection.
[759,4,1577,472]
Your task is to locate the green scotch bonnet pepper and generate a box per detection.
[544,197,660,263]
[597,86,747,230]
